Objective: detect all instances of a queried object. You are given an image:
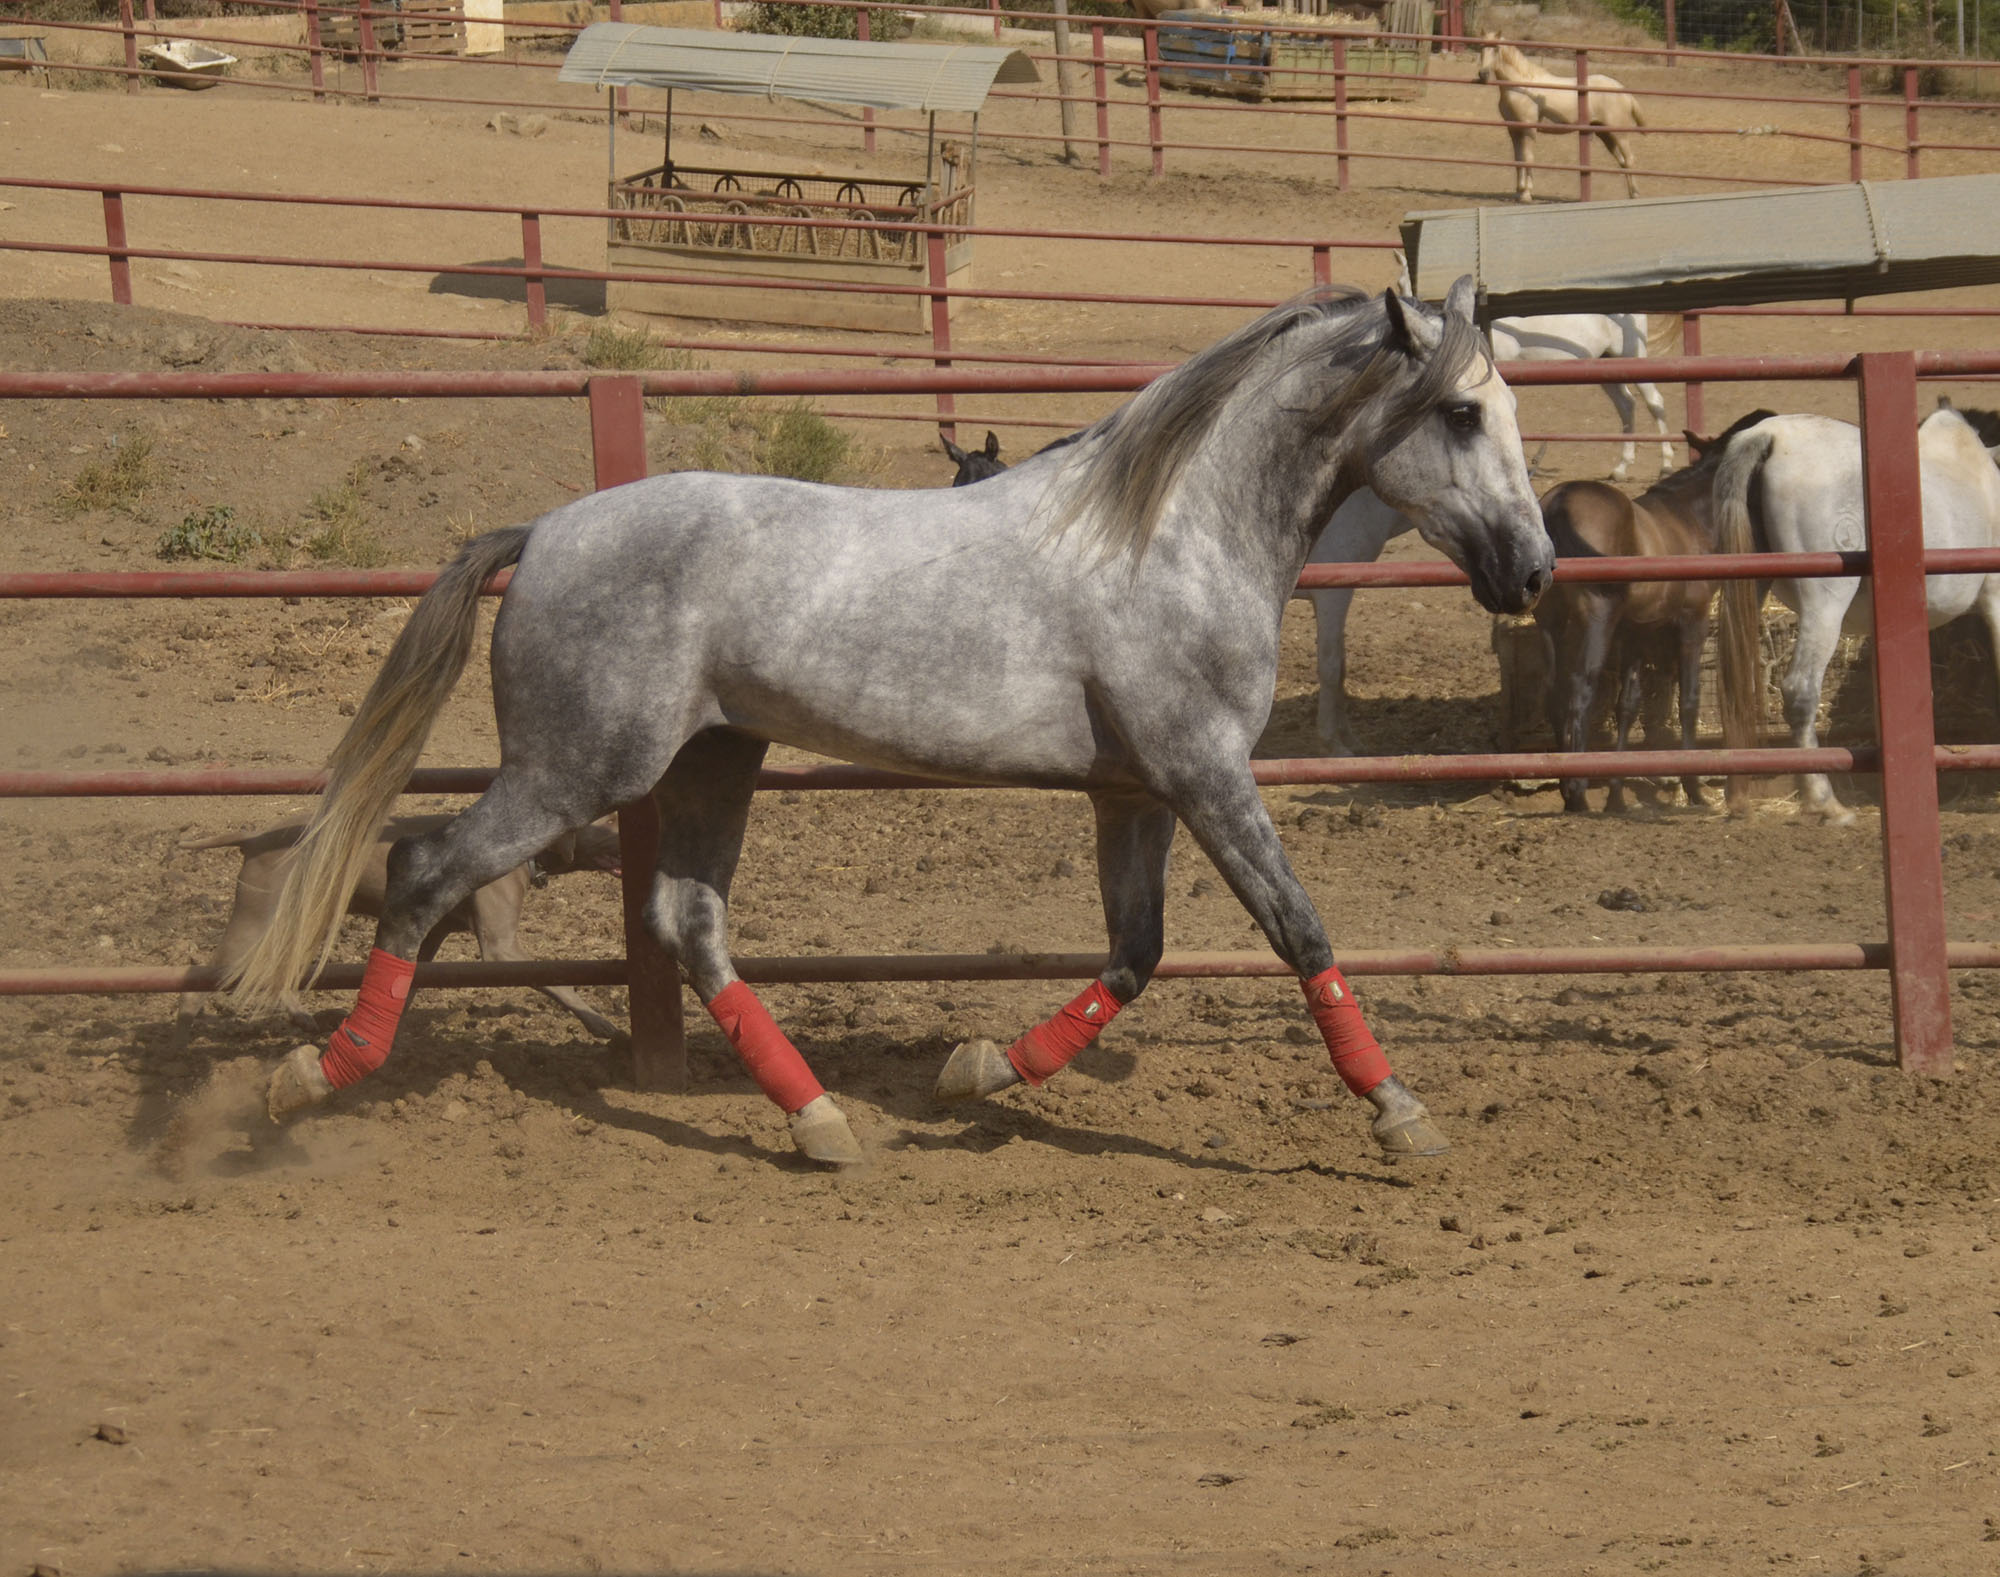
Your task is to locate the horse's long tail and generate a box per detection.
[1714,425,1776,763]
[1645,312,1681,358]
[224,525,532,1011]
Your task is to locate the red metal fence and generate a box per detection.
[7,0,1999,193]
[0,350,1991,1087]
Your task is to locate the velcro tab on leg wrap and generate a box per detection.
[1007,980,1124,1087]
[707,980,825,1115]
[1301,965,1392,1096]
[320,948,417,1089]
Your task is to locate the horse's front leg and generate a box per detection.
[1309,587,1362,755]
[936,789,1173,1104]
[1508,122,1536,202]
[1158,763,1446,1157]
[1677,608,1711,808]
[1605,640,1645,814]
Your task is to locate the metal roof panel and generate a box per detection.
[1401,176,2000,315]
[558,23,1039,113]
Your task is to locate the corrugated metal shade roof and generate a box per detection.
[559,23,1038,113]
[1401,175,2000,316]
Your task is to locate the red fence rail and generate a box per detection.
[0,352,1984,1085]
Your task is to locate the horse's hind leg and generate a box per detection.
[937,788,1174,1104]
[1157,762,1445,1157]
[1780,591,1855,826]
[1602,128,1640,198]
[266,777,587,1119]
[1310,587,1361,754]
[1556,605,1614,813]
[1677,610,1711,807]
[650,728,860,1167]
[1635,381,1674,474]
[1601,381,1639,482]
[1605,641,1645,814]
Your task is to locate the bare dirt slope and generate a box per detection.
[4,43,2000,1577]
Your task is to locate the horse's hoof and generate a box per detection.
[787,1094,865,1168]
[1373,1109,1452,1158]
[935,1038,1022,1103]
[267,1044,332,1124]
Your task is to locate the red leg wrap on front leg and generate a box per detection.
[1006,980,1123,1087]
[706,981,825,1115]
[1301,965,1391,1096]
[319,949,417,1089]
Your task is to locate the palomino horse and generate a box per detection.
[1715,403,2000,825]
[227,280,1552,1167]
[1475,37,1644,202]
[1533,410,1774,814]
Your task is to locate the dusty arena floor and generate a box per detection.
[4,37,2000,1577]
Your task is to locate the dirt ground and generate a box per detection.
[5,31,2000,1577]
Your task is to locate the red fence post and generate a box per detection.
[1681,310,1703,432]
[521,211,546,333]
[990,0,1001,39]
[1091,23,1111,178]
[357,0,380,103]
[1847,64,1863,182]
[927,227,956,440]
[1904,65,1920,178]
[1855,351,1952,1076]
[1311,242,1331,287]
[1664,0,1677,63]
[118,0,139,94]
[1574,48,1592,202]
[1333,36,1350,191]
[304,0,326,101]
[1144,23,1164,178]
[101,191,133,306]
[589,375,687,1093]
[858,6,876,155]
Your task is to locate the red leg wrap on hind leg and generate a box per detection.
[1006,980,1123,1087]
[706,981,824,1115]
[1301,965,1391,1096]
[319,949,417,1089]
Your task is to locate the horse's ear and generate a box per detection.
[983,430,1001,460]
[941,436,969,464]
[1442,275,1477,325]
[1937,394,1956,411]
[1383,288,1443,358]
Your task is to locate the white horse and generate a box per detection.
[1714,403,2000,825]
[1475,36,1645,203]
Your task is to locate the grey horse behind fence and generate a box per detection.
[227,278,1551,1168]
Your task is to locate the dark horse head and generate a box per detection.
[942,431,1006,486]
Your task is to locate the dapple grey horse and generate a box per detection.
[228,280,1551,1167]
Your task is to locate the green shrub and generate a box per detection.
[753,401,851,483]
[304,463,385,566]
[58,433,155,514]
[157,504,262,562]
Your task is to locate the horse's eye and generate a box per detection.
[1445,402,1482,433]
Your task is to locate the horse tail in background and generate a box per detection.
[1628,91,1647,128]
[1645,312,1682,359]
[1713,424,1776,771]
[224,525,533,1011]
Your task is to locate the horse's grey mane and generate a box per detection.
[1046,285,1485,563]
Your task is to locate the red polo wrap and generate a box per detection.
[1301,965,1391,1095]
[1006,980,1124,1086]
[706,980,824,1114]
[319,948,417,1089]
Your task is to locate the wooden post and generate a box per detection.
[927,227,956,440]
[305,0,326,101]
[588,376,687,1094]
[1332,36,1349,191]
[357,0,380,103]
[1681,310,1703,433]
[1091,23,1112,178]
[1856,351,1952,1076]
[102,190,132,307]
[1847,63,1862,181]
[1904,65,1920,177]
[1051,0,1082,164]
[609,0,628,125]
[521,212,546,333]
[118,0,139,94]
[858,7,876,155]
[1144,23,1164,178]
[1574,48,1591,202]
